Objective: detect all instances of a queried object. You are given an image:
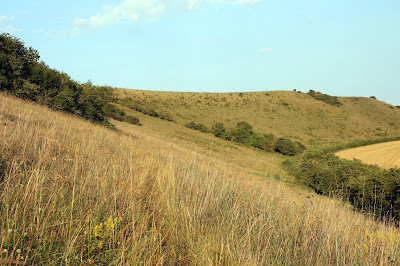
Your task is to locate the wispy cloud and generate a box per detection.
[73,0,259,32]
[259,47,273,54]
[0,16,21,33]
[306,16,314,21]
[0,25,22,33]
[0,16,15,23]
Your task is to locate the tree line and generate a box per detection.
[0,33,139,128]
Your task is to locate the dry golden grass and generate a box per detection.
[2,92,400,265]
[336,141,400,169]
[116,89,400,147]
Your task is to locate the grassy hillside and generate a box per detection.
[115,89,400,147]
[2,92,400,265]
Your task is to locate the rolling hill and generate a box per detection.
[2,92,400,265]
[114,89,400,148]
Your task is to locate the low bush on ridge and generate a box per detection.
[307,90,343,107]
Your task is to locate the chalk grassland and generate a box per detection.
[336,141,400,169]
[116,89,400,147]
[2,92,400,265]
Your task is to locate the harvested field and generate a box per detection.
[336,141,400,169]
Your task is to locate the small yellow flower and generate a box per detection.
[93,223,104,238]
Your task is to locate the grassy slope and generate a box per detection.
[2,92,400,264]
[116,89,400,147]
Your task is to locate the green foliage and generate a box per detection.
[103,103,139,125]
[274,138,306,156]
[289,152,400,221]
[0,33,138,128]
[370,96,377,99]
[212,122,230,140]
[231,121,253,144]
[185,122,210,133]
[209,121,303,155]
[119,98,173,121]
[307,90,343,107]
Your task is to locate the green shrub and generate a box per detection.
[274,138,305,156]
[123,115,140,125]
[212,122,228,139]
[0,33,126,127]
[307,90,342,106]
[231,121,253,143]
[290,152,400,221]
[185,122,210,133]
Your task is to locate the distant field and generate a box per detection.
[336,141,400,169]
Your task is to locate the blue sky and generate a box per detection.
[1,0,399,105]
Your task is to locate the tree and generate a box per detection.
[212,122,227,138]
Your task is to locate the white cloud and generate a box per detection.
[0,16,15,23]
[73,0,168,31]
[0,25,21,33]
[73,0,259,31]
[234,0,259,5]
[306,16,314,21]
[259,47,273,54]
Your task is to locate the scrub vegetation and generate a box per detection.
[0,33,139,128]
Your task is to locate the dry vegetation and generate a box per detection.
[2,93,400,265]
[336,141,400,169]
[115,89,400,147]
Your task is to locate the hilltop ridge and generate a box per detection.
[115,89,400,147]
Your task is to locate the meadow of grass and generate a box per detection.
[2,92,400,265]
[336,141,400,169]
[115,89,400,148]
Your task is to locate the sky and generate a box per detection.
[1,0,400,105]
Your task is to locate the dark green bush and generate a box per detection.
[185,122,210,133]
[231,121,253,144]
[123,115,140,125]
[274,138,305,156]
[0,33,134,128]
[307,90,342,106]
[289,152,400,222]
[119,98,173,121]
[212,122,228,139]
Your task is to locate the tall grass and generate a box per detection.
[1,93,400,265]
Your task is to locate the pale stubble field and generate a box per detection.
[336,141,400,169]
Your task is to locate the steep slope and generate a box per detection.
[2,92,400,265]
[115,89,400,147]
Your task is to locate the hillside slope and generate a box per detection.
[116,89,400,147]
[2,92,400,264]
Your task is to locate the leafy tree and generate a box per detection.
[274,138,305,156]
[0,33,139,127]
[212,122,227,138]
[232,121,253,143]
